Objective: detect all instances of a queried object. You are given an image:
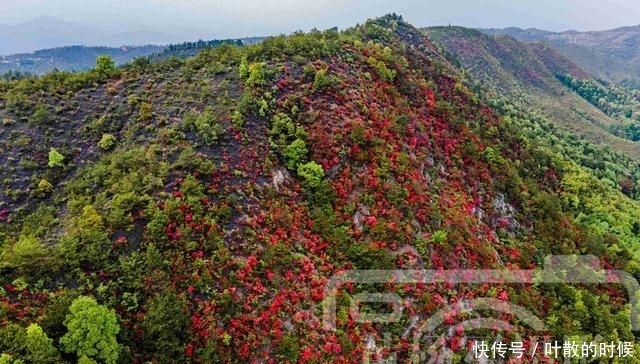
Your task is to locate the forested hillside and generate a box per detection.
[0,15,639,363]
[425,26,640,160]
[482,25,640,88]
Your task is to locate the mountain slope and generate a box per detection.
[482,25,640,87]
[425,26,640,161]
[0,15,639,363]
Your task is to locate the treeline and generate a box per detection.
[165,39,243,52]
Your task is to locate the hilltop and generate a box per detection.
[0,15,639,363]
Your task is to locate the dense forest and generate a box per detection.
[0,14,639,363]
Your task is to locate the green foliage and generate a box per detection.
[244,61,268,86]
[312,68,336,90]
[138,102,153,121]
[60,296,120,364]
[231,110,244,128]
[41,291,81,344]
[283,138,308,169]
[269,112,306,153]
[238,57,249,79]
[345,243,394,269]
[557,74,640,141]
[367,56,396,82]
[78,356,98,364]
[245,28,342,61]
[275,334,300,362]
[14,234,46,263]
[47,148,65,168]
[430,230,448,245]
[94,55,116,78]
[0,324,27,359]
[25,324,59,364]
[31,102,49,124]
[5,90,33,115]
[142,290,189,361]
[297,161,325,188]
[37,179,54,193]
[182,107,223,145]
[98,133,117,151]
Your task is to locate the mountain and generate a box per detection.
[482,25,640,87]
[1,15,639,363]
[0,16,178,55]
[0,45,165,75]
[0,38,268,76]
[425,26,640,162]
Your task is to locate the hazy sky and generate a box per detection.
[1,0,640,37]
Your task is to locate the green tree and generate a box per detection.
[297,161,325,188]
[78,356,97,364]
[25,324,59,364]
[95,55,116,77]
[60,296,120,364]
[98,133,117,151]
[47,148,64,168]
[142,290,189,362]
[283,138,308,169]
[9,235,46,266]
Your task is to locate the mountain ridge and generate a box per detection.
[480,24,640,86]
[0,14,639,363]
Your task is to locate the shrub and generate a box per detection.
[246,62,268,86]
[10,235,46,266]
[94,55,116,78]
[430,230,448,245]
[31,103,49,124]
[231,110,244,128]
[138,102,153,121]
[47,148,64,168]
[313,68,336,90]
[183,107,223,145]
[37,179,54,193]
[60,296,120,364]
[78,356,97,364]
[238,57,249,79]
[98,133,117,150]
[283,138,308,169]
[297,161,324,188]
[142,290,189,361]
[25,324,59,364]
[345,243,394,269]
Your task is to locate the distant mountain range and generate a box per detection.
[0,45,166,75]
[0,36,266,76]
[0,16,195,55]
[481,25,640,87]
[0,15,267,76]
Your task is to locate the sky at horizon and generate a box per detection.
[1,0,640,55]
[1,0,639,38]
